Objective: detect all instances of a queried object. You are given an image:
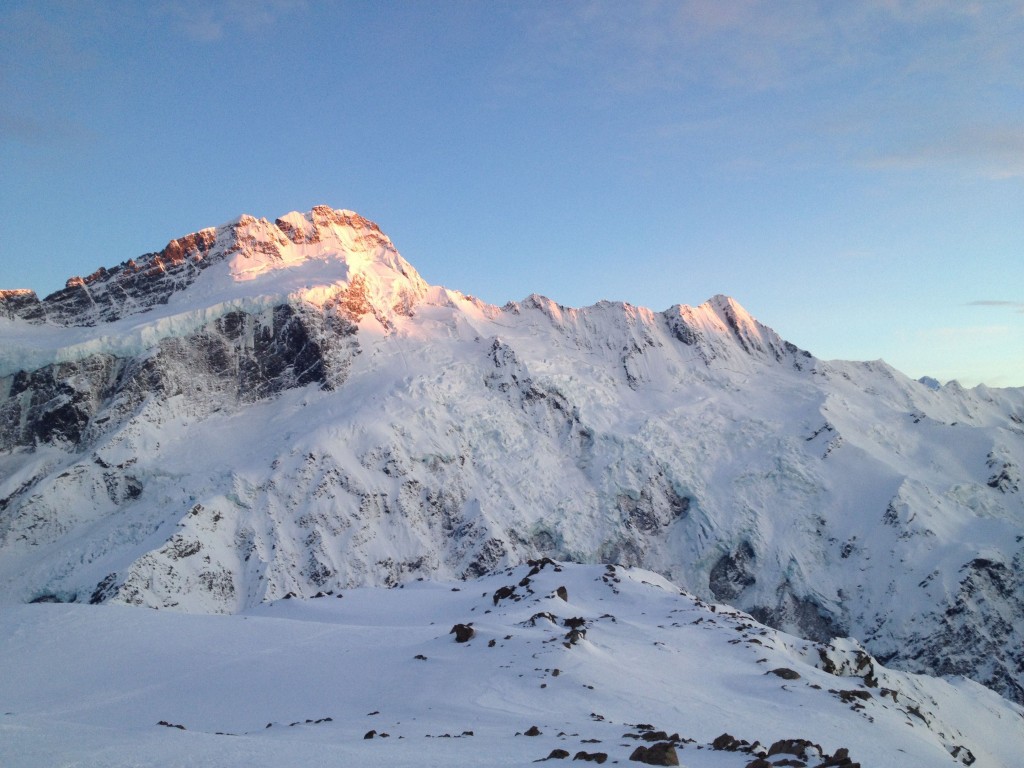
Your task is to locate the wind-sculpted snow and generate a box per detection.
[1,207,1024,709]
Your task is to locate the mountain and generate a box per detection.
[1,206,1023,708]
[3,561,1022,767]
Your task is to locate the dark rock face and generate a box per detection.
[1,356,120,447]
[986,452,1020,493]
[906,554,1024,703]
[748,584,846,645]
[709,541,756,601]
[708,570,851,680]
[618,485,689,535]
[0,303,358,452]
[0,290,44,321]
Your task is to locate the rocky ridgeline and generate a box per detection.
[1,228,222,326]
[0,207,391,327]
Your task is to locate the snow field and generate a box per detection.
[3,562,1021,767]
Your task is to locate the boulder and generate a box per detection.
[629,742,679,765]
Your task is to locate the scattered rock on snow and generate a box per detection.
[628,742,679,765]
[493,585,517,605]
[766,737,822,761]
[527,612,559,626]
[564,628,586,646]
[949,744,977,765]
[711,733,751,752]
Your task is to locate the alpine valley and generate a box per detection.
[2,206,1023,767]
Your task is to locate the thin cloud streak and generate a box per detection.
[868,124,1024,179]
[968,300,1024,313]
[522,0,1022,93]
[514,1,1024,181]
[156,0,307,43]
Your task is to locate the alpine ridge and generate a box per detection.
[1,206,1023,707]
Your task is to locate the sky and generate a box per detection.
[1,0,1022,387]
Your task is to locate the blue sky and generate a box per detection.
[2,1,1022,386]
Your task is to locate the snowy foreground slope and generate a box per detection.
[3,562,1021,768]
[1,206,1023,707]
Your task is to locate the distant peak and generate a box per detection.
[663,294,806,365]
[706,293,751,316]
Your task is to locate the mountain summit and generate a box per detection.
[1,206,426,328]
[1,206,1023,705]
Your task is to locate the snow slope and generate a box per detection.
[2,562,1020,767]
[1,206,1023,707]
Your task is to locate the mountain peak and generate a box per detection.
[0,207,426,328]
[661,293,805,365]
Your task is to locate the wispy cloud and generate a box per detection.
[520,0,1022,93]
[157,0,306,43]
[503,0,1024,185]
[868,124,1024,179]
[925,324,1014,341]
[520,0,833,94]
[0,7,106,151]
[968,300,1024,313]
[0,109,96,149]
[831,250,880,265]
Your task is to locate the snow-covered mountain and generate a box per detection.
[1,206,1023,709]
[3,561,1022,767]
